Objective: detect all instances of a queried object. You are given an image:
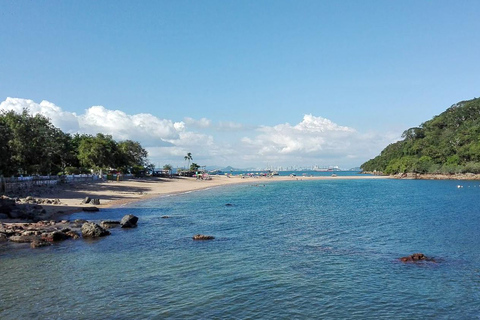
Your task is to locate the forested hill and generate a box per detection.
[361,97,480,175]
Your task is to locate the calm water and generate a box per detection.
[1,179,480,319]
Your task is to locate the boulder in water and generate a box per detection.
[192,234,215,240]
[120,214,138,228]
[81,222,111,238]
[399,253,435,263]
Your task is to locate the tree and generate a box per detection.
[117,140,148,171]
[190,162,200,172]
[163,164,173,176]
[184,152,193,170]
[78,134,118,174]
[0,109,67,175]
[0,115,13,175]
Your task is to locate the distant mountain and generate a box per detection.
[361,97,480,174]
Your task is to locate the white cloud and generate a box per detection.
[0,97,80,131]
[0,97,399,169]
[239,114,399,167]
[184,117,211,128]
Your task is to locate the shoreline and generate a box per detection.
[2,174,389,221]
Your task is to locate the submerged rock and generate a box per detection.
[192,234,215,240]
[101,220,120,229]
[30,240,52,248]
[82,206,99,212]
[399,253,436,263]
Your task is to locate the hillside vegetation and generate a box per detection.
[361,97,480,175]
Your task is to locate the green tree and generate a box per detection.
[190,162,200,172]
[184,152,193,170]
[117,140,148,171]
[0,114,13,175]
[1,109,66,175]
[163,164,173,176]
[78,134,119,174]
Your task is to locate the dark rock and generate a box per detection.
[41,231,68,242]
[225,203,234,207]
[8,209,28,219]
[120,214,138,228]
[192,234,215,240]
[161,215,170,219]
[91,198,100,205]
[30,240,51,248]
[74,219,88,224]
[65,230,81,239]
[82,206,99,212]
[0,233,7,242]
[399,253,436,263]
[83,196,91,204]
[81,222,111,238]
[101,220,120,229]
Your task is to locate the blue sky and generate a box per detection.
[1,1,479,169]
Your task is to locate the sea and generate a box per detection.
[1,172,479,319]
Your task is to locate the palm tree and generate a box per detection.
[184,153,193,170]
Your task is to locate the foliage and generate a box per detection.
[184,152,193,169]
[190,162,200,172]
[0,109,150,176]
[361,97,480,174]
[163,164,173,173]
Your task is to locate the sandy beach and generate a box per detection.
[9,174,387,218]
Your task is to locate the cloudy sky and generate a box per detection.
[1,1,479,169]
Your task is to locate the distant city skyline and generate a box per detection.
[1,1,479,168]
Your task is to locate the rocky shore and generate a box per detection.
[363,171,480,180]
[0,213,139,249]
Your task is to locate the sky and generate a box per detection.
[1,1,479,169]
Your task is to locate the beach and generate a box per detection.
[4,174,387,219]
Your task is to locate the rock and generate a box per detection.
[81,222,111,238]
[65,230,81,239]
[9,235,39,243]
[82,206,99,212]
[0,233,7,242]
[8,209,28,219]
[399,253,435,263]
[91,198,100,205]
[161,215,170,219]
[225,203,234,207]
[74,219,88,224]
[25,196,34,201]
[41,231,68,242]
[120,214,138,228]
[101,220,120,229]
[192,234,215,240]
[30,240,51,248]
[22,230,41,236]
[83,196,91,204]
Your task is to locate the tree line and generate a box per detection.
[361,97,480,175]
[0,109,149,176]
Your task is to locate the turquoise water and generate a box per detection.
[1,179,480,319]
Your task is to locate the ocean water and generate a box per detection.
[1,179,480,319]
